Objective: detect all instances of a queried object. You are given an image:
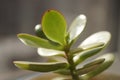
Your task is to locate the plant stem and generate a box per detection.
[68,56,79,80]
[65,47,79,80]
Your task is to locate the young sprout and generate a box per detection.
[14,10,114,80]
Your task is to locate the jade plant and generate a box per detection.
[14,10,114,80]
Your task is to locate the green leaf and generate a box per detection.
[35,24,48,39]
[73,47,103,65]
[47,56,67,63]
[79,31,111,49]
[68,14,86,42]
[18,33,63,50]
[80,53,115,80]
[37,48,65,57]
[54,69,70,75]
[14,61,68,72]
[80,42,104,51]
[76,58,105,75]
[71,42,104,54]
[83,58,105,68]
[51,76,72,80]
[42,10,67,45]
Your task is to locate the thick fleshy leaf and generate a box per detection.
[83,58,105,68]
[37,48,65,57]
[71,42,104,54]
[42,10,67,45]
[51,76,72,80]
[35,24,48,39]
[47,56,67,63]
[68,14,86,42]
[80,42,104,51]
[73,47,103,65]
[18,33,63,50]
[14,61,68,72]
[80,53,114,80]
[76,58,105,75]
[79,31,111,49]
[54,69,70,75]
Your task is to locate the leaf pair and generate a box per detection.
[79,53,114,80]
[71,31,111,65]
[55,53,114,77]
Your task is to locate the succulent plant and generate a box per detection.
[14,10,114,80]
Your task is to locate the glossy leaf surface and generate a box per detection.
[79,31,111,49]
[80,42,104,50]
[18,33,63,50]
[74,47,103,65]
[37,48,65,57]
[68,14,86,42]
[42,10,67,45]
[14,61,68,72]
[76,58,105,75]
[54,69,70,75]
[47,56,67,63]
[71,42,104,54]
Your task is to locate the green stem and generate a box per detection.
[68,56,79,80]
[65,47,79,80]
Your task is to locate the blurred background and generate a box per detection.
[0,0,120,80]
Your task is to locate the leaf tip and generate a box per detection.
[13,61,21,68]
[17,33,26,38]
[79,14,86,20]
